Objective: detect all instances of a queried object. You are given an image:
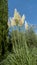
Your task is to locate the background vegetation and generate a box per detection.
[0,0,8,61]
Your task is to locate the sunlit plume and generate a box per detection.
[21,14,25,24]
[8,17,11,27]
[8,9,25,27]
[8,17,16,27]
[25,21,29,30]
[14,8,21,21]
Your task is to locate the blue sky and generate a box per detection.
[8,0,37,32]
[8,0,37,24]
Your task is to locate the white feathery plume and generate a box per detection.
[8,17,12,27]
[8,17,16,27]
[14,8,21,21]
[21,14,25,24]
[25,21,29,30]
[8,9,25,27]
[11,17,16,26]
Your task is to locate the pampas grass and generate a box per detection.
[0,30,37,65]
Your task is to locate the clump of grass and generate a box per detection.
[0,30,37,65]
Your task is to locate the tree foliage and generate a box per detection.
[0,0,8,60]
